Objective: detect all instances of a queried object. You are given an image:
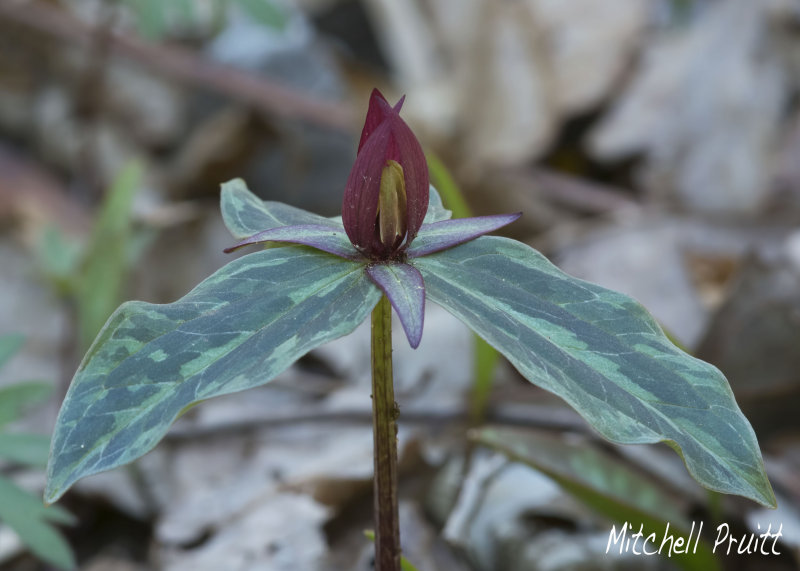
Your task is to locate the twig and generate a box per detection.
[505,167,640,214]
[0,1,354,131]
[163,402,588,441]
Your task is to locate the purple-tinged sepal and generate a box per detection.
[366,263,425,348]
[342,89,429,260]
[407,213,522,258]
[223,224,360,260]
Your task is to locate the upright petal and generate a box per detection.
[357,89,404,153]
[342,119,394,257]
[342,90,429,260]
[388,109,429,245]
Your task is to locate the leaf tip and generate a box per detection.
[43,484,63,507]
[757,484,778,509]
[407,323,423,349]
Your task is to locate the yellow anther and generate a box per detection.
[377,160,407,247]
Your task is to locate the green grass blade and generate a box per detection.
[0,433,51,467]
[0,383,53,427]
[0,475,75,570]
[77,161,142,350]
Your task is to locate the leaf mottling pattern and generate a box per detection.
[46,247,380,503]
[416,237,775,507]
[220,179,342,239]
[221,179,453,241]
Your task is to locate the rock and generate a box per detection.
[440,452,603,571]
[590,0,791,216]
[459,0,557,166]
[154,395,380,545]
[365,0,649,165]
[530,0,651,115]
[436,449,670,571]
[160,493,329,571]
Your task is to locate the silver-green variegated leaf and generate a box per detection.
[422,184,452,223]
[220,179,452,241]
[221,178,343,240]
[46,247,381,503]
[415,237,776,507]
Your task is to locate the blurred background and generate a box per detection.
[1,0,800,569]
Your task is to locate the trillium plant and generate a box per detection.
[46,90,775,570]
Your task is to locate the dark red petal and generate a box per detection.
[223,224,361,260]
[385,112,428,243]
[342,119,394,256]
[343,90,429,259]
[357,89,393,153]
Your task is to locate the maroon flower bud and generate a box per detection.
[342,89,429,260]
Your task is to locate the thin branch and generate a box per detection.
[163,402,589,441]
[505,167,640,214]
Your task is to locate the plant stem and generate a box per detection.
[370,295,400,571]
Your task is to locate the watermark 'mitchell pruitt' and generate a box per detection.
[606,521,783,557]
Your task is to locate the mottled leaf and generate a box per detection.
[366,263,425,348]
[46,247,381,502]
[407,213,521,257]
[475,427,718,571]
[424,159,501,423]
[220,178,341,240]
[224,224,360,260]
[221,179,451,241]
[0,474,75,570]
[416,237,775,507]
[422,185,452,224]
